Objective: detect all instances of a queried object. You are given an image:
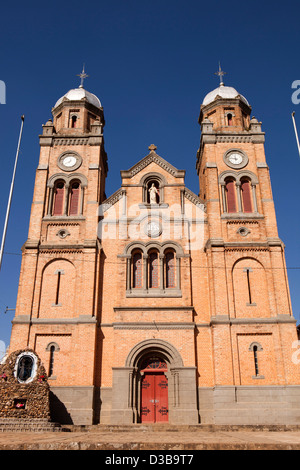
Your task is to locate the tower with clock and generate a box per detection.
[7,70,300,427]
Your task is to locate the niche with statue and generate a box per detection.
[0,349,50,419]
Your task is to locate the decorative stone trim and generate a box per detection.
[126,288,182,298]
[216,135,252,143]
[102,188,126,208]
[121,151,185,179]
[183,188,205,209]
[112,322,195,329]
[53,138,88,146]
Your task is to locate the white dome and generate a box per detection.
[202,84,249,107]
[54,87,101,109]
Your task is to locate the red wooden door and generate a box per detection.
[140,372,168,423]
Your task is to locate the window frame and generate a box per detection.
[219,170,259,216]
[46,173,88,217]
[123,242,183,297]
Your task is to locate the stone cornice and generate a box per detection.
[113,306,194,311]
[12,315,97,325]
[205,237,285,251]
[210,315,296,325]
[112,322,195,330]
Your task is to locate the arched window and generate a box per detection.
[249,342,263,377]
[253,345,259,376]
[71,115,77,128]
[69,181,80,215]
[241,178,252,213]
[165,251,176,288]
[132,251,143,288]
[220,170,258,216]
[225,178,237,213]
[227,113,233,126]
[49,345,55,377]
[149,251,159,288]
[125,242,182,297]
[52,181,65,215]
[46,342,60,378]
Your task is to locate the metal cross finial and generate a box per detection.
[215,62,226,86]
[77,65,89,88]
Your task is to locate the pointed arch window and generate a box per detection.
[52,181,65,216]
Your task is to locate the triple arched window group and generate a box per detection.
[47,174,87,217]
[220,171,258,215]
[125,242,182,297]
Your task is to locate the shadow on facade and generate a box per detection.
[49,391,73,424]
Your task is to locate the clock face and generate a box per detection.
[228,153,243,165]
[63,155,77,167]
[224,150,248,169]
[58,152,82,171]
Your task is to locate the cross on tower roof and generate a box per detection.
[77,65,89,88]
[215,62,226,86]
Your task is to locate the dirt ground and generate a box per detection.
[1,427,300,450]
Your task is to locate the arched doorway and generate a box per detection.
[140,355,168,423]
[110,339,199,425]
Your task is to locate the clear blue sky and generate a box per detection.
[0,0,299,350]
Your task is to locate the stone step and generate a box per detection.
[0,419,65,433]
[63,423,300,433]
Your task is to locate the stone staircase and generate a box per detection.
[0,418,66,433]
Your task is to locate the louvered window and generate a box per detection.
[52,182,65,215]
[69,182,80,215]
[241,178,252,213]
[225,179,237,213]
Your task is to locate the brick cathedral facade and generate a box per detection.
[7,80,300,425]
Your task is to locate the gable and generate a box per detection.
[120,146,185,180]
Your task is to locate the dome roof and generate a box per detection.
[54,86,101,109]
[202,84,249,107]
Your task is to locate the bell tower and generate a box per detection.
[9,75,108,424]
[196,72,298,389]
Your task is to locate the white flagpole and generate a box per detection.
[0,115,25,272]
[291,111,300,158]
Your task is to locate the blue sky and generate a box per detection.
[0,0,299,351]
